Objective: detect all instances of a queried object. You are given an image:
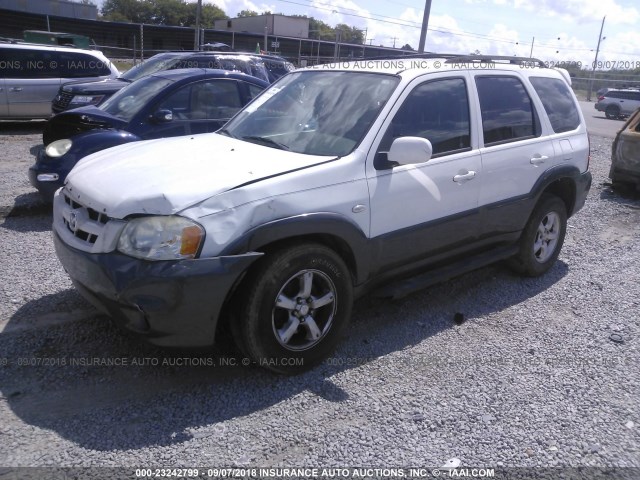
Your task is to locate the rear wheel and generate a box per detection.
[605,104,620,120]
[509,194,567,277]
[234,243,353,374]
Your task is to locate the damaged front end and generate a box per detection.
[52,189,263,347]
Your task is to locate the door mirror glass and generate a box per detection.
[151,109,173,123]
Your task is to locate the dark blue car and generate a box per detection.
[30,68,269,199]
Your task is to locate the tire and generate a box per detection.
[509,194,567,277]
[605,104,620,120]
[235,243,353,374]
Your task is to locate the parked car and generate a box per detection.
[30,69,268,198]
[595,88,640,119]
[0,40,118,119]
[51,51,293,113]
[52,56,591,374]
[610,107,640,190]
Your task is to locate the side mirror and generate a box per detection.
[387,137,433,166]
[150,109,173,123]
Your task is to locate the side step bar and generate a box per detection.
[374,245,519,300]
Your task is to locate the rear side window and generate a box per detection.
[0,48,111,79]
[156,79,243,120]
[0,47,58,78]
[530,77,581,133]
[476,76,540,145]
[246,82,265,100]
[57,52,112,78]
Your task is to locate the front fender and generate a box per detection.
[38,130,141,178]
[220,212,371,284]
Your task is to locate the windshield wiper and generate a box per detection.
[218,128,236,138]
[240,135,290,151]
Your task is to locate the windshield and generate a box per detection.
[120,53,188,82]
[100,75,172,122]
[223,71,399,156]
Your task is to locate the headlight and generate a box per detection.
[117,216,205,260]
[70,95,104,105]
[45,139,73,158]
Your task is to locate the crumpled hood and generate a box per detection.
[43,105,128,145]
[65,133,335,218]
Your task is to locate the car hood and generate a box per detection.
[43,106,128,145]
[66,133,336,219]
[61,77,129,94]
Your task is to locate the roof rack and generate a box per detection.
[361,53,460,62]
[445,55,546,67]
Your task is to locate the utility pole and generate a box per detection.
[587,15,606,102]
[391,36,398,48]
[529,37,534,57]
[417,0,433,53]
[193,0,202,50]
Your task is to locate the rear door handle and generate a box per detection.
[9,87,23,92]
[453,170,476,183]
[530,155,548,165]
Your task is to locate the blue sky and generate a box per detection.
[208,0,639,66]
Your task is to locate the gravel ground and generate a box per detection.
[0,126,638,473]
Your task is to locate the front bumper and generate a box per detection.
[28,148,72,199]
[53,231,263,347]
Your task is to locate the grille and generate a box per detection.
[53,91,74,111]
[61,190,110,245]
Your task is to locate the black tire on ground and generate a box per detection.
[508,194,567,277]
[235,243,353,374]
[605,104,620,120]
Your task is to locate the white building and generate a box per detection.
[214,14,310,39]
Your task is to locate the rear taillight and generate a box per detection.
[598,96,605,101]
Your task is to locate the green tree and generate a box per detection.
[102,0,227,25]
[237,9,259,17]
[401,44,414,51]
[101,0,152,22]
[184,2,228,26]
[335,23,363,44]
[306,17,334,40]
[147,0,187,25]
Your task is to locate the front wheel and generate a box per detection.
[235,243,353,374]
[508,194,567,277]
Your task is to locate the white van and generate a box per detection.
[0,40,119,119]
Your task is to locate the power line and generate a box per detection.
[273,0,640,56]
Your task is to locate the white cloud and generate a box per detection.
[508,0,638,25]
[207,0,276,17]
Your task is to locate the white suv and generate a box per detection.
[0,41,118,119]
[52,56,592,373]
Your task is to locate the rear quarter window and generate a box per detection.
[530,76,581,133]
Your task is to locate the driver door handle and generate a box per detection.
[453,170,476,183]
[530,155,548,165]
